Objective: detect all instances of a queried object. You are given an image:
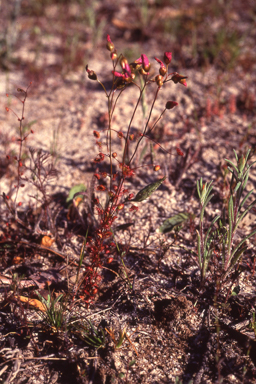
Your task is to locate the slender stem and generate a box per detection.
[129,86,160,165]
[122,82,146,167]
[14,85,31,215]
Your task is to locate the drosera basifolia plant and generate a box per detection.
[79,35,187,304]
[196,149,256,290]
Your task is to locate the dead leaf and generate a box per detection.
[13,256,23,264]
[15,295,47,311]
[41,236,55,247]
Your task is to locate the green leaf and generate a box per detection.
[225,159,238,173]
[159,212,189,234]
[66,184,86,204]
[132,176,166,202]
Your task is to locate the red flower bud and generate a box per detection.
[112,152,117,158]
[93,130,100,138]
[135,54,150,73]
[120,56,129,70]
[94,153,105,162]
[176,147,184,156]
[171,73,187,86]
[166,101,178,109]
[97,185,106,191]
[106,35,115,51]
[85,65,97,80]
[155,57,167,76]
[154,165,161,171]
[164,52,172,65]
[111,51,117,60]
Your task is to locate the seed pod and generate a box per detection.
[155,75,163,87]
[85,65,97,80]
[166,101,178,110]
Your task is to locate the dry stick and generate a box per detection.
[0,356,98,368]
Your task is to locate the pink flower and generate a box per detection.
[112,56,132,82]
[164,52,172,65]
[135,54,150,72]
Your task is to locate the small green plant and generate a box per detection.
[36,291,68,332]
[72,319,106,349]
[197,149,256,285]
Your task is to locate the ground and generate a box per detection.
[0,1,256,383]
